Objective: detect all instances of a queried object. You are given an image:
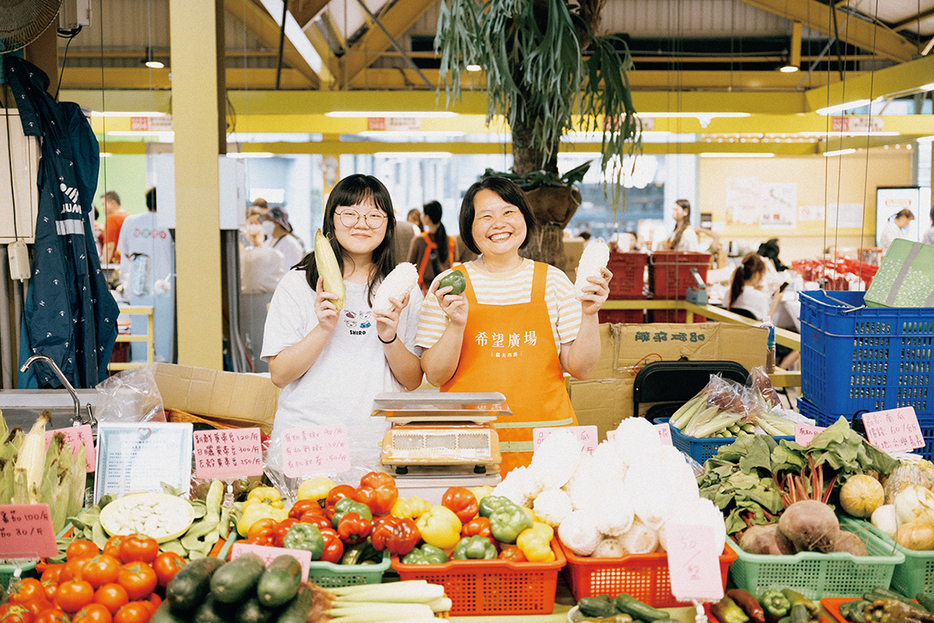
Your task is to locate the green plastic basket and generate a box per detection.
[0,562,38,590]
[727,522,904,599]
[852,517,934,597]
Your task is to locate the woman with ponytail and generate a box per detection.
[667,199,700,251]
[408,200,459,293]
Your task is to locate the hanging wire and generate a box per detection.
[98,0,108,242]
[55,28,82,101]
[3,88,19,243]
[858,0,880,286]
[831,0,854,274]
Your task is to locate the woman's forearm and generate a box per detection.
[267,325,333,388]
[384,339,424,390]
[562,312,602,380]
[420,325,465,387]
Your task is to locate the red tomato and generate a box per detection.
[60,557,92,583]
[115,563,156,601]
[151,552,185,588]
[81,556,121,589]
[112,602,151,623]
[39,565,64,585]
[8,579,46,604]
[93,583,129,615]
[34,609,69,623]
[0,603,35,623]
[55,580,95,614]
[73,603,113,623]
[18,599,52,619]
[102,537,125,561]
[66,540,100,562]
[117,536,158,565]
[40,582,57,601]
[146,594,160,612]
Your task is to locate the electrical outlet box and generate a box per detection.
[1,111,40,244]
[8,240,30,281]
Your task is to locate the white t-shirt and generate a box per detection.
[241,245,285,293]
[731,285,770,320]
[261,269,423,482]
[879,221,908,254]
[270,234,306,270]
[117,211,173,294]
[671,228,700,252]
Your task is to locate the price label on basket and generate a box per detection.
[193,428,263,479]
[0,504,58,558]
[281,424,350,477]
[794,424,825,447]
[665,524,724,602]
[46,425,95,472]
[533,426,597,454]
[862,407,925,453]
[230,542,311,581]
[606,425,673,446]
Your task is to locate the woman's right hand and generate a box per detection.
[315,276,340,333]
[431,281,468,326]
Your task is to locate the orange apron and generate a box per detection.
[416,232,455,293]
[441,261,577,473]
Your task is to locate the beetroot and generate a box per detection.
[778,500,839,553]
[739,523,795,555]
[832,530,868,556]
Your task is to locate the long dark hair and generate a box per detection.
[458,177,537,255]
[422,200,449,264]
[729,252,766,309]
[670,199,691,250]
[295,174,396,306]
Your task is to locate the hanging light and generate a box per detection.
[142,46,164,69]
[779,61,799,73]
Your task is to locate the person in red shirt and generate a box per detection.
[101,190,128,264]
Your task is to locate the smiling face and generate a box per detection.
[471,188,527,260]
[333,196,388,263]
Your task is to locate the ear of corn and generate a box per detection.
[315,229,346,311]
[13,413,49,504]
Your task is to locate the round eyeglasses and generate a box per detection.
[337,210,387,229]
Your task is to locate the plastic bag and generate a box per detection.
[95,366,166,423]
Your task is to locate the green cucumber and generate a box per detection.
[274,585,314,623]
[166,556,225,613]
[210,552,266,603]
[917,593,934,614]
[256,555,302,608]
[236,596,277,623]
[578,597,618,619]
[613,593,671,622]
[151,602,190,623]
[193,595,238,623]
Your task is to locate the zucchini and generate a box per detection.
[838,600,869,623]
[193,595,238,623]
[166,556,225,613]
[789,603,810,623]
[916,593,934,614]
[274,585,314,623]
[151,602,190,623]
[867,588,915,607]
[613,593,671,622]
[578,597,619,619]
[236,596,277,623]
[256,555,302,608]
[210,552,266,603]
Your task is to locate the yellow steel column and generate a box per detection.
[170,0,225,369]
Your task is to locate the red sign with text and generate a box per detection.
[533,426,598,455]
[794,424,826,447]
[0,504,59,558]
[46,425,95,472]
[230,542,311,581]
[665,524,724,602]
[863,407,925,453]
[281,424,350,478]
[193,428,264,479]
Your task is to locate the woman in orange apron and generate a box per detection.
[408,200,458,293]
[415,177,611,474]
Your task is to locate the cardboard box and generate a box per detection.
[152,363,279,435]
[865,239,934,307]
[571,322,766,440]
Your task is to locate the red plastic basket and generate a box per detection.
[390,540,566,616]
[556,539,736,607]
[599,297,646,324]
[648,309,707,323]
[649,251,711,299]
[608,252,648,298]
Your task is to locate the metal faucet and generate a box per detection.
[19,355,87,427]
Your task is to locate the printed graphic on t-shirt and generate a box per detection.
[343,309,372,336]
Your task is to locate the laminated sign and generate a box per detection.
[865,240,934,307]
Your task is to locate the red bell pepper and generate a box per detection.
[319,527,344,563]
[325,484,357,521]
[442,486,480,524]
[336,512,372,545]
[355,472,399,516]
[498,546,527,562]
[246,518,276,546]
[272,518,298,547]
[289,499,323,520]
[461,516,497,546]
[371,515,420,557]
[299,512,331,531]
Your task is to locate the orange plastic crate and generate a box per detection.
[557,538,736,607]
[648,251,711,299]
[608,252,648,298]
[390,540,566,616]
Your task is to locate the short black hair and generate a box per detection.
[145,187,157,211]
[458,177,537,255]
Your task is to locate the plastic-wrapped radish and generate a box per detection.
[574,242,610,298]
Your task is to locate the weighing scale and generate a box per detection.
[372,391,510,477]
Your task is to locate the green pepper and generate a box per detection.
[400,543,449,565]
[478,495,514,519]
[487,503,532,544]
[782,589,820,623]
[281,523,324,559]
[760,589,792,623]
[711,596,751,623]
[438,269,466,296]
[331,497,372,528]
[452,535,497,560]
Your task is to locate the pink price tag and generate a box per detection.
[0,504,59,558]
[794,424,826,447]
[193,428,264,479]
[230,542,312,582]
[655,423,673,446]
[46,425,95,472]
[665,524,724,602]
[862,407,925,453]
[532,426,597,455]
[281,424,350,478]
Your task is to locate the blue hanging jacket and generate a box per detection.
[6,57,119,389]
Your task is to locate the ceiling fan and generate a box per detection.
[0,0,65,54]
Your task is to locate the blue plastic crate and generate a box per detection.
[799,290,934,416]
[655,417,793,464]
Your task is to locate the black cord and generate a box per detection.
[55,26,82,102]
[3,87,18,240]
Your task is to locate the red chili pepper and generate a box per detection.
[355,472,399,516]
[442,486,480,524]
[371,515,420,557]
[288,499,323,520]
[461,516,497,546]
[325,484,357,521]
[319,527,344,563]
[336,512,373,545]
[299,512,331,531]
[498,546,526,562]
[271,518,298,548]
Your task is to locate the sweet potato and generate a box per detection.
[739,523,795,555]
[778,500,839,553]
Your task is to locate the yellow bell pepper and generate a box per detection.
[391,495,433,521]
[522,507,538,524]
[470,486,495,505]
[237,501,288,536]
[246,486,284,508]
[529,521,554,541]
[517,527,555,563]
[416,505,463,550]
[297,476,336,504]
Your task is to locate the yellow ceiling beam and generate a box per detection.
[805,54,934,112]
[292,0,329,29]
[736,0,916,63]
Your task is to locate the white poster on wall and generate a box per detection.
[725,177,760,225]
[760,183,797,229]
[827,203,865,229]
[798,205,825,222]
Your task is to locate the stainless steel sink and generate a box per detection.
[0,389,99,432]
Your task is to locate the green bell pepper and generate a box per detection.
[488,504,532,544]
[478,495,514,519]
[760,588,791,623]
[452,535,497,560]
[400,543,449,565]
[281,523,324,560]
[438,270,466,296]
[332,497,373,528]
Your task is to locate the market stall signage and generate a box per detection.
[606,424,673,446]
[230,542,311,582]
[281,424,350,477]
[794,424,826,447]
[533,426,598,454]
[862,407,925,453]
[0,504,58,558]
[46,425,95,472]
[94,423,193,502]
[665,523,724,602]
[193,428,263,479]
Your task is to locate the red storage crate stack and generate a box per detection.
[648,251,711,323]
[601,251,648,323]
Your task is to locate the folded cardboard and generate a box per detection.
[152,363,279,435]
[571,322,766,440]
[865,239,934,307]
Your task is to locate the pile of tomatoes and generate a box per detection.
[0,535,187,623]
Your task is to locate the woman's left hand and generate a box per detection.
[577,267,612,315]
[374,292,408,343]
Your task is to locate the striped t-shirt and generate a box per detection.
[414,258,583,351]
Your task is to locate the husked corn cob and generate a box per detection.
[13,413,49,504]
[315,229,346,311]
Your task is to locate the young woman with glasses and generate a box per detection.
[261,174,424,483]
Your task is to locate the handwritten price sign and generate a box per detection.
[863,407,925,453]
[282,424,350,478]
[230,542,311,581]
[606,424,673,446]
[533,426,598,454]
[665,524,724,602]
[46,425,95,472]
[0,504,58,558]
[193,428,264,479]
[794,424,826,447]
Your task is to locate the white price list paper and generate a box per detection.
[94,423,193,502]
